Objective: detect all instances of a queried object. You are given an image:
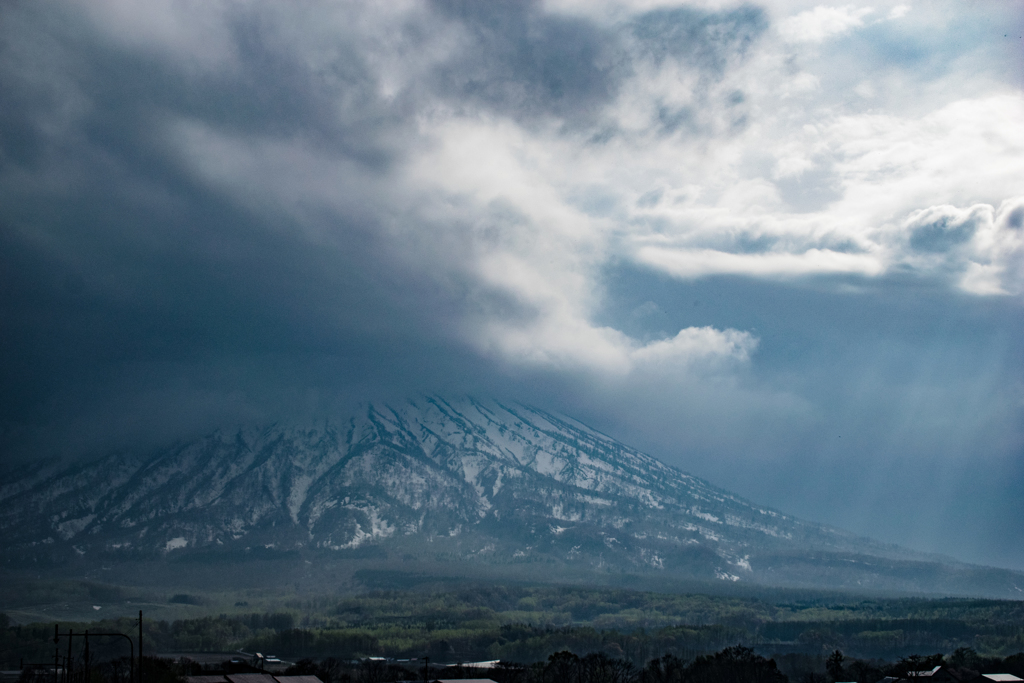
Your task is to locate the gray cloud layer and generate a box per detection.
[1,0,1022,569]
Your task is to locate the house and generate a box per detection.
[185,675,323,683]
[875,667,1024,683]
[906,667,958,683]
[447,661,501,670]
[226,673,279,683]
[876,667,963,683]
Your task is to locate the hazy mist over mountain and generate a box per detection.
[1,0,1022,575]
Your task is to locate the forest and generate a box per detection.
[4,581,1024,683]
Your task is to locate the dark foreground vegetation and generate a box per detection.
[4,582,1024,683]
[270,647,1024,683]
[12,646,1024,683]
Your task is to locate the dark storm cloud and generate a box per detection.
[423,1,767,131]
[0,2,477,460]
[0,0,774,456]
[626,4,766,136]
[0,0,668,457]
[1007,205,1024,230]
[630,4,767,71]
[429,0,622,122]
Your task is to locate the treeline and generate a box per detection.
[239,620,1024,665]
[309,586,1024,637]
[756,617,1024,657]
[0,613,298,669]
[5,585,1024,668]
[5,614,1024,671]
[243,622,752,663]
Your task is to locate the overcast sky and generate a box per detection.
[1,0,1023,570]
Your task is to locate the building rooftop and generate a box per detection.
[186,675,323,683]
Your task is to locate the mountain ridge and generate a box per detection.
[2,396,1021,599]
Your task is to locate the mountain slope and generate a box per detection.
[2,397,1021,598]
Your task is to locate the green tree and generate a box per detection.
[685,646,788,683]
[644,654,687,683]
[826,651,845,682]
[545,651,581,683]
[949,648,980,671]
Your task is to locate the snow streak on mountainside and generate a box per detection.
[2,398,1021,597]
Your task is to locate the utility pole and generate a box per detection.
[53,625,59,683]
[55,625,134,683]
[138,611,143,683]
[66,630,73,683]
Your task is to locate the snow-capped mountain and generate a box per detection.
[2,397,1021,597]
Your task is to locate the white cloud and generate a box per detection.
[615,88,1024,295]
[896,200,1024,295]
[777,5,874,44]
[887,4,911,20]
[631,327,758,366]
[634,247,884,279]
